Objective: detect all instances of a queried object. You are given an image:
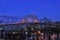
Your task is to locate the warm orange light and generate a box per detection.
[38,31,41,34]
[34,19,39,23]
[22,19,25,23]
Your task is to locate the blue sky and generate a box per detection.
[0,0,60,21]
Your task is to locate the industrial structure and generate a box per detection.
[0,15,60,40]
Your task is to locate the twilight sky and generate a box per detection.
[0,0,60,21]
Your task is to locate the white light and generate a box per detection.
[13,32,16,34]
[31,28,33,30]
[28,19,31,20]
[41,33,44,35]
[0,28,3,30]
[26,32,28,34]
[28,19,32,22]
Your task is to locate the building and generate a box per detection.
[0,14,60,40]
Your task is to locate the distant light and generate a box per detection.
[30,37,33,39]
[22,19,25,23]
[31,28,33,30]
[13,32,16,34]
[25,32,28,34]
[41,33,44,35]
[38,31,41,34]
[42,25,45,28]
[34,19,39,23]
[28,19,32,22]
[28,19,32,21]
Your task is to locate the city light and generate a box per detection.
[0,15,60,40]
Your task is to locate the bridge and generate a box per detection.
[0,15,60,40]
